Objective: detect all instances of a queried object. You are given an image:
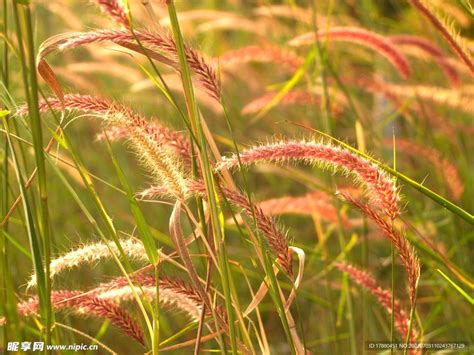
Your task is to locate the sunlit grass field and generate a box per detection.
[1,0,473,354]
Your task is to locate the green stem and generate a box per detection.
[24,6,53,348]
[390,245,395,354]
[12,2,53,350]
[166,1,237,352]
[153,263,160,355]
[403,290,418,355]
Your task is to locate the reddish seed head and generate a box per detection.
[337,262,419,349]
[217,140,401,220]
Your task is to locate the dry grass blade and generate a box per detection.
[169,201,214,315]
[141,180,293,274]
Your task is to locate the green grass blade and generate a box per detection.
[437,269,474,305]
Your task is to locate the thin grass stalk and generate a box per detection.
[209,98,295,352]
[166,2,236,352]
[313,23,358,355]
[391,138,397,354]
[153,262,160,355]
[12,2,53,348]
[404,289,418,355]
[1,2,20,342]
[103,135,162,352]
[309,5,358,353]
[220,99,298,350]
[194,246,213,355]
[46,127,156,347]
[3,113,48,336]
[196,109,293,353]
[23,9,54,348]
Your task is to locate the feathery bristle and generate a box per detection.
[27,239,149,288]
[339,193,420,305]
[19,94,191,198]
[40,30,220,100]
[337,262,419,349]
[18,94,191,164]
[94,0,130,28]
[216,139,401,220]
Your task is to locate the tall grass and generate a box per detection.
[1,0,473,354]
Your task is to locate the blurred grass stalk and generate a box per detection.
[12,0,53,350]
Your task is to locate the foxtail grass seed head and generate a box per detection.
[17,290,145,344]
[27,239,149,288]
[217,139,401,220]
[408,0,474,74]
[38,29,220,100]
[337,262,419,348]
[189,180,293,274]
[6,2,471,352]
[19,94,191,198]
[339,193,420,305]
[94,274,210,321]
[94,0,130,28]
[389,34,461,86]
